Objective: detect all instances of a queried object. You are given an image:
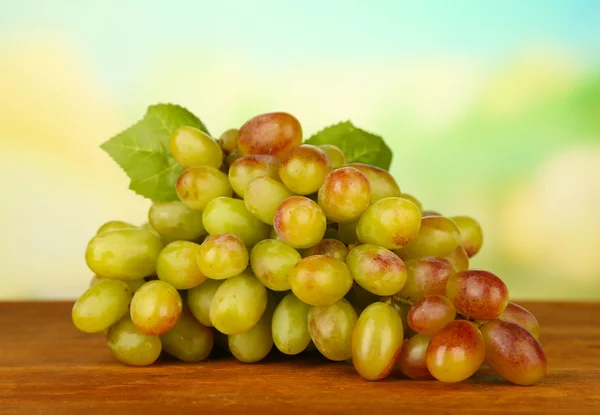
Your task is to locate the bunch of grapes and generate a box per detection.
[73,112,547,385]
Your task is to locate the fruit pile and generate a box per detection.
[73,111,547,385]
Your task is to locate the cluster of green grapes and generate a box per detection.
[73,112,546,385]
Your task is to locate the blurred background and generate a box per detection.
[1,0,599,300]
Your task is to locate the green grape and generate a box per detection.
[450,215,484,258]
[72,280,132,333]
[356,197,421,249]
[169,126,223,169]
[480,319,547,385]
[338,220,359,245]
[130,280,182,335]
[140,222,160,238]
[499,302,541,339]
[202,197,270,247]
[273,196,326,249]
[400,193,423,213]
[159,309,213,362]
[244,176,295,225]
[346,244,407,296]
[176,166,233,211]
[352,302,404,380]
[228,294,276,363]
[397,257,454,302]
[407,295,456,335]
[271,293,311,355]
[288,255,353,306]
[238,112,303,157]
[156,241,206,290]
[348,163,401,203]
[228,155,281,198]
[209,271,268,335]
[422,210,442,217]
[279,145,332,195]
[395,216,461,260]
[317,144,347,169]
[308,298,357,361]
[444,245,470,272]
[381,296,415,338]
[90,275,145,293]
[446,270,509,320]
[224,149,241,167]
[303,239,348,262]
[250,239,301,291]
[85,229,163,280]
[218,128,240,155]
[318,167,370,223]
[107,315,162,366]
[426,320,485,382]
[397,334,433,379]
[187,279,223,327]
[346,283,379,313]
[96,220,136,234]
[197,234,248,280]
[148,201,206,242]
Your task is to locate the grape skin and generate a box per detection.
[197,234,249,280]
[288,255,353,306]
[273,196,327,249]
[238,112,303,158]
[176,166,233,211]
[72,280,132,333]
[130,280,182,336]
[348,163,401,203]
[499,302,541,339]
[450,215,484,258]
[446,270,509,320]
[308,298,358,361]
[229,155,281,198]
[407,295,456,335]
[397,334,433,380]
[395,216,461,260]
[160,309,214,362]
[218,128,240,155]
[318,144,347,168]
[156,241,206,290]
[397,257,455,302]
[169,126,223,169]
[400,193,423,212]
[187,279,223,327]
[107,315,162,367]
[244,176,295,225]
[318,167,370,223]
[90,275,145,293]
[148,201,206,242]
[272,293,312,355]
[444,245,470,272]
[96,220,136,234]
[250,239,301,291]
[229,294,276,363]
[303,239,349,262]
[279,145,332,195]
[346,244,407,296]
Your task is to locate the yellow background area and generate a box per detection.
[1,1,599,299]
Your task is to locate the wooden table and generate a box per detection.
[1,302,598,414]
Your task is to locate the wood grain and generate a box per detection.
[1,302,599,414]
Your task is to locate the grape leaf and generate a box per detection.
[304,121,392,170]
[100,104,209,201]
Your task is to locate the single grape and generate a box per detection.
[90,275,145,293]
[148,201,206,242]
[228,155,281,198]
[244,176,295,225]
[397,334,433,380]
[450,215,484,258]
[160,309,214,362]
[400,193,423,212]
[271,292,312,355]
[426,320,485,382]
[408,295,456,335]
[197,234,248,280]
[273,196,326,249]
[85,229,163,280]
[346,244,407,296]
[228,294,276,363]
[499,302,541,339]
[250,239,301,291]
[238,112,303,157]
[303,239,349,262]
[347,163,401,203]
[397,257,455,302]
[338,220,359,245]
[72,280,132,333]
[130,280,182,335]
[187,279,223,327]
[176,166,233,211]
[156,241,206,290]
[444,245,470,272]
[107,315,162,366]
[169,126,223,169]
[446,270,509,320]
[356,197,421,249]
[352,302,404,381]
[202,197,270,247]
[481,319,547,385]
[308,298,358,361]
[395,216,461,260]
[209,271,267,335]
[218,128,240,155]
[381,296,415,338]
[278,144,332,195]
[289,255,353,306]
[96,220,136,234]
[317,167,370,223]
[318,144,347,168]
[345,283,379,313]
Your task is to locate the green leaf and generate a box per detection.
[305,121,392,170]
[100,104,209,201]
